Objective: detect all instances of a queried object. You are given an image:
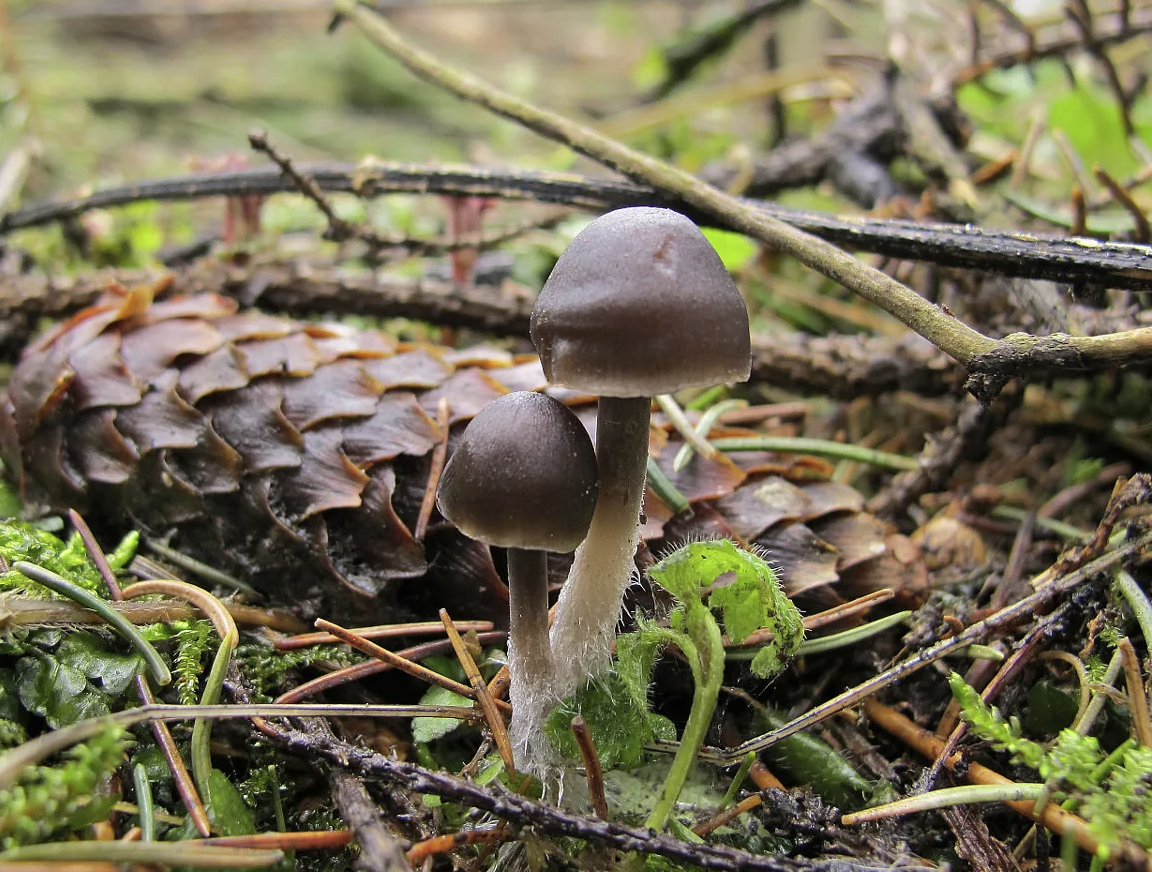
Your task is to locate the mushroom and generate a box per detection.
[436,390,599,773]
[530,206,751,699]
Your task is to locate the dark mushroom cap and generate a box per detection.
[530,207,752,397]
[436,391,599,552]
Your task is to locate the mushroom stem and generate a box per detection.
[507,547,555,770]
[549,395,651,697]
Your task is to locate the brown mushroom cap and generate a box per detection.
[530,207,752,397]
[436,391,599,553]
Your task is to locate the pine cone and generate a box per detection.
[1,280,927,622]
[0,280,546,621]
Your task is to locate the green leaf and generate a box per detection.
[130,746,173,783]
[420,655,467,684]
[56,633,144,696]
[412,686,472,743]
[701,228,757,272]
[714,585,763,645]
[1023,679,1079,737]
[1048,84,1140,176]
[630,45,668,90]
[475,755,505,786]
[204,769,256,837]
[15,654,109,728]
[751,706,876,810]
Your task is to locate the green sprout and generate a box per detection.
[550,539,803,832]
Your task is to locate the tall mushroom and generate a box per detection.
[531,206,751,699]
[436,390,599,773]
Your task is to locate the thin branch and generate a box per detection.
[953,2,1152,86]
[270,723,898,872]
[4,163,1152,290]
[1094,165,1151,243]
[330,769,410,872]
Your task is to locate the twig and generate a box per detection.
[313,618,511,715]
[415,398,450,541]
[439,609,516,774]
[333,1,1152,403]
[693,793,763,837]
[1052,128,1096,198]
[1009,110,1045,189]
[273,631,506,704]
[656,394,717,463]
[275,619,494,650]
[121,580,238,801]
[0,264,965,397]
[405,830,510,866]
[187,830,354,850]
[0,145,31,215]
[953,2,1152,85]
[0,842,282,867]
[976,0,1036,56]
[0,702,483,791]
[1070,186,1088,238]
[797,589,895,631]
[1064,1,1136,138]
[249,130,361,243]
[1094,165,1151,242]
[1118,638,1152,747]
[4,163,1152,290]
[330,770,409,872]
[842,783,1046,824]
[271,723,847,872]
[928,612,1061,786]
[674,399,747,472]
[570,715,609,820]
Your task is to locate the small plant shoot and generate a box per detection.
[950,672,1152,860]
[551,539,803,831]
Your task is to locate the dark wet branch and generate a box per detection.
[330,769,410,872]
[272,722,923,872]
[4,161,1152,290]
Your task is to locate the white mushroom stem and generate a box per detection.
[506,548,556,774]
[549,396,651,699]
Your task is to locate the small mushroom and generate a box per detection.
[531,206,751,698]
[436,390,599,773]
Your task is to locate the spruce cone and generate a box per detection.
[1,280,926,622]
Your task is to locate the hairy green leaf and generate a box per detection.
[545,668,674,770]
[650,539,804,678]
